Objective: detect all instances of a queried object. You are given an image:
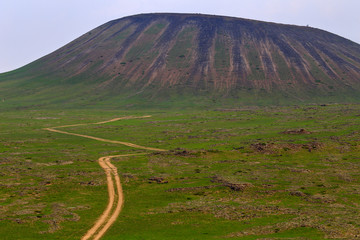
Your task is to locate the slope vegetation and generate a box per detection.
[1,13,360,108]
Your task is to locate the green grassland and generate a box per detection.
[1,104,359,239]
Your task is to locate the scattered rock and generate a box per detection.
[166,185,220,192]
[170,148,206,156]
[309,194,336,203]
[211,176,253,191]
[290,191,307,197]
[251,142,267,152]
[79,181,101,186]
[251,142,322,153]
[40,203,81,234]
[148,177,168,184]
[288,168,311,173]
[281,128,311,135]
[174,150,192,156]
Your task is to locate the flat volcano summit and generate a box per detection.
[1,13,360,108]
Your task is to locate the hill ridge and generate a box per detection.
[1,13,360,108]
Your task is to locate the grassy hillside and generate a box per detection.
[0,66,359,111]
[1,13,360,109]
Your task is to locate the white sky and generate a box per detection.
[1,0,359,73]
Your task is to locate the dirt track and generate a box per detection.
[44,116,166,240]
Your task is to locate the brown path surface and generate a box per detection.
[44,127,164,151]
[83,154,144,240]
[44,116,166,240]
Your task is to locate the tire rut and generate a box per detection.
[44,116,166,240]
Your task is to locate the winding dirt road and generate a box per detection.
[44,116,166,240]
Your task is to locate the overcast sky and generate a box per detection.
[1,0,359,73]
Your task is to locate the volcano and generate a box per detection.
[1,13,360,108]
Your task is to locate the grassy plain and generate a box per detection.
[1,104,359,239]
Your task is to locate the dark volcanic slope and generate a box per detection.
[1,13,360,106]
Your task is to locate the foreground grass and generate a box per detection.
[0,104,359,239]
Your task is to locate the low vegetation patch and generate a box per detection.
[1,104,359,239]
